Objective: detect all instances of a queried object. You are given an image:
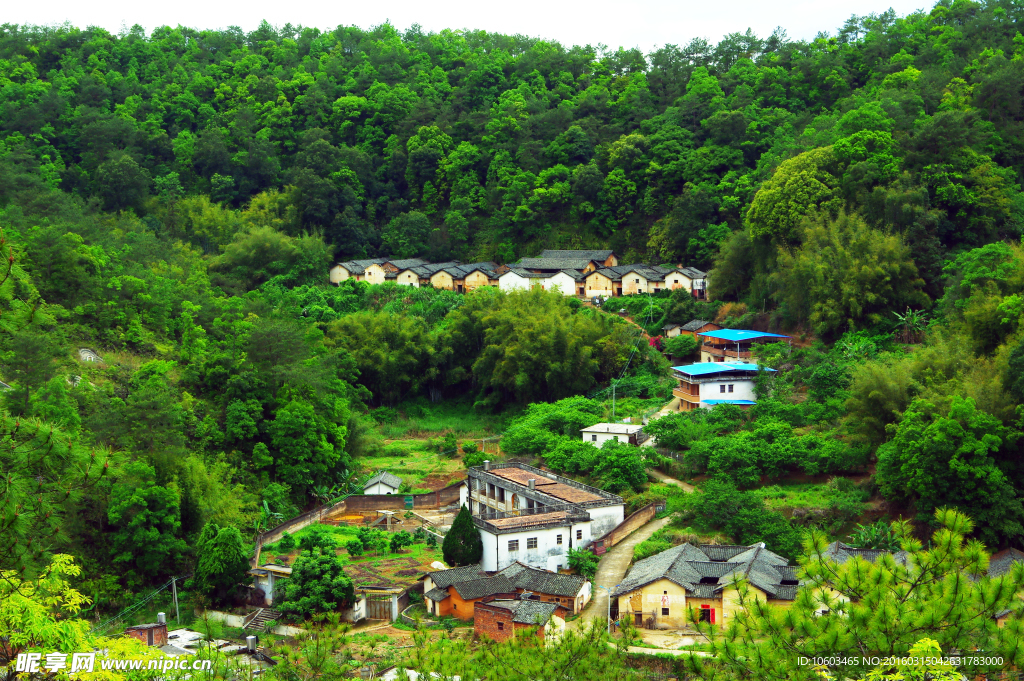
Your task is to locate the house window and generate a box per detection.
[454,603,457,610]
[527,537,538,549]
[497,488,505,502]
[728,384,734,393]
[497,621,504,631]
[576,530,583,540]
[556,534,563,545]
[720,384,726,393]
[509,540,519,552]
[591,434,597,442]
[662,608,670,616]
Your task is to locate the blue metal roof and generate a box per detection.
[698,329,790,341]
[670,362,775,376]
[702,399,757,406]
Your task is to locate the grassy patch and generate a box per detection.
[356,442,466,491]
[759,482,837,510]
[375,397,505,438]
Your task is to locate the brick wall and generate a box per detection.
[449,589,518,621]
[473,603,519,642]
[125,623,167,647]
[589,502,663,555]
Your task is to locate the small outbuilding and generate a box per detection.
[364,471,403,495]
[580,423,648,446]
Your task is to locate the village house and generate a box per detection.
[540,249,619,267]
[363,471,402,495]
[669,267,708,298]
[125,621,169,647]
[474,598,567,642]
[698,329,790,364]
[671,362,771,411]
[422,561,590,619]
[462,462,624,572]
[429,263,498,292]
[249,563,292,606]
[580,423,648,445]
[613,542,798,629]
[330,258,388,284]
[583,268,618,299]
[662,319,722,339]
[362,258,428,285]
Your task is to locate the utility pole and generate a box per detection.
[171,577,180,624]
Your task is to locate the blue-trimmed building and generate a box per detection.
[697,329,790,363]
[671,362,774,411]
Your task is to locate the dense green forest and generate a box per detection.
[2,0,1024,625]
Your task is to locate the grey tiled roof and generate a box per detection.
[408,261,460,277]
[614,543,798,601]
[451,574,516,600]
[822,542,909,567]
[517,258,596,270]
[363,470,403,490]
[681,319,715,332]
[589,268,622,282]
[540,250,615,261]
[497,562,587,597]
[483,599,561,624]
[987,548,1024,577]
[558,269,586,282]
[335,258,388,274]
[677,266,707,279]
[424,588,449,602]
[502,267,552,279]
[387,258,428,269]
[428,565,487,589]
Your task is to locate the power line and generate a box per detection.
[89,577,178,635]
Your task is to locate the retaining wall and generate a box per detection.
[588,501,665,556]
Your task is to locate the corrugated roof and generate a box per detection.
[698,329,791,341]
[702,399,757,406]
[671,362,773,377]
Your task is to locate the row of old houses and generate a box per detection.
[329,250,708,299]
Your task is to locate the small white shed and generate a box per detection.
[580,423,647,446]
[364,471,403,495]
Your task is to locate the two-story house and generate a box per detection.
[697,329,790,364]
[461,462,624,572]
[671,362,773,411]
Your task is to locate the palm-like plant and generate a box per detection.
[893,307,928,344]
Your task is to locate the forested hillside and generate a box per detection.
[2,0,1024,616]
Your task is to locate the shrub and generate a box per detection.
[463,450,488,468]
[634,537,673,562]
[567,547,599,580]
[663,334,698,358]
[277,532,295,551]
[278,548,354,617]
[346,539,363,558]
[462,440,479,454]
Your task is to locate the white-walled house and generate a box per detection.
[461,462,624,572]
[364,471,403,495]
[580,423,648,446]
[671,362,773,411]
[498,268,547,293]
[543,270,584,296]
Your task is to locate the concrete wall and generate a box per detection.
[464,270,491,292]
[330,265,351,284]
[341,482,462,512]
[700,378,757,405]
[589,502,658,555]
[544,272,580,296]
[364,482,400,495]
[583,431,633,446]
[665,273,692,292]
[499,272,530,292]
[584,273,615,298]
[490,525,573,572]
[431,271,455,290]
[363,264,388,285]
[395,270,420,287]
[587,505,624,542]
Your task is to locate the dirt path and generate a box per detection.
[578,515,673,625]
[648,468,694,493]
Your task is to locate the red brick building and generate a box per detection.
[125,622,168,647]
[474,598,567,642]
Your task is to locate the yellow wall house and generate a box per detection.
[585,270,618,298]
[613,543,798,630]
